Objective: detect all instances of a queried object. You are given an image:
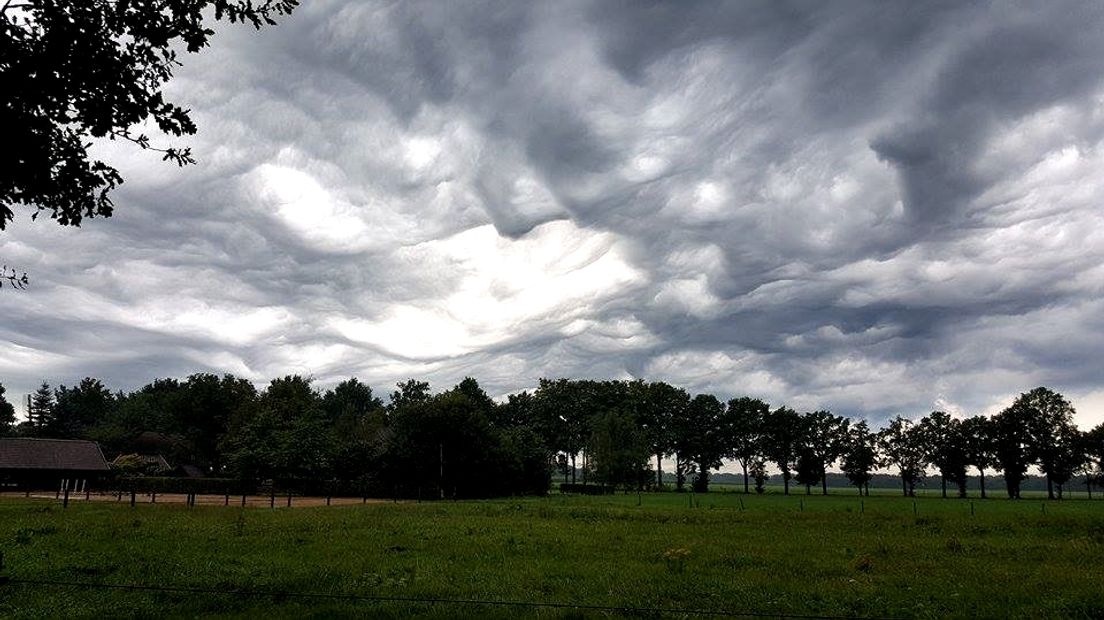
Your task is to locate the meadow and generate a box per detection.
[1,490,1102,618]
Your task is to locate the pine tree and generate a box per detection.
[28,382,54,430]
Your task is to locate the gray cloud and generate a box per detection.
[2,0,1103,426]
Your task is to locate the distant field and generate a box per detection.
[1,492,1102,618]
[704,482,1099,500]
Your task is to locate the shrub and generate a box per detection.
[111,477,254,496]
[559,483,615,495]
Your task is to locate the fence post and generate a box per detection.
[241,495,247,508]
[286,493,292,508]
[270,489,275,509]
[151,492,156,504]
[225,494,230,506]
[130,490,136,507]
[62,486,69,509]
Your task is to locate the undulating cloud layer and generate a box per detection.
[3,1,1104,426]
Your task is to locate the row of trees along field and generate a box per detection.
[1,375,1103,500]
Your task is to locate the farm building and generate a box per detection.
[0,437,111,491]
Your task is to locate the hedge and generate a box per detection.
[108,477,380,497]
[559,483,615,495]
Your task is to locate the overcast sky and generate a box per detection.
[3,1,1104,428]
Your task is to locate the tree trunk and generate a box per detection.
[742,461,749,494]
[782,466,790,495]
[805,484,811,495]
[693,466,710,493]
[656,453,663,489]
[821,468,828,496]
[941,475,947,499]
[1046,476,1054,500]
[570,453,576,485]
[901,475,907,497]
[979,468,986,499]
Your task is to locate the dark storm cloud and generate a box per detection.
[2,0,1104,426]
[870,4,1104,225]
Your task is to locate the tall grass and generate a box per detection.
[1,492,1101,618]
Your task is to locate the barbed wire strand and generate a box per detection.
[4,577,896,619]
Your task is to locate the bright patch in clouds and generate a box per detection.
[252,163,377,252]
[331,221,643,359]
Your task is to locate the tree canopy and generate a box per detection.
[0,381,16,436]
[0,0,297,230]
[0,372,1097,501]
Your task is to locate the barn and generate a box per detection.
[0,437,111,492]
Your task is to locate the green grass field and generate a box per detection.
[1,492,1102,618]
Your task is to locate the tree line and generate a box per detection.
[1,375,1102,500]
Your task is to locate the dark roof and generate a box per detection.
[179,464,205,478]
[0,438,111,472]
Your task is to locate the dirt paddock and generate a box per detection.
[0,491,394,508]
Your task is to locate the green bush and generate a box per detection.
[559,483,615,495]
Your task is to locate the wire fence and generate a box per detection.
[0,490,393,509]
[0,576,897,619]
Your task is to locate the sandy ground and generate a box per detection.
[0,491,395,508]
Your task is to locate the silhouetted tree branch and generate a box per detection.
[0,0,298,231]
[1,264,28,289]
